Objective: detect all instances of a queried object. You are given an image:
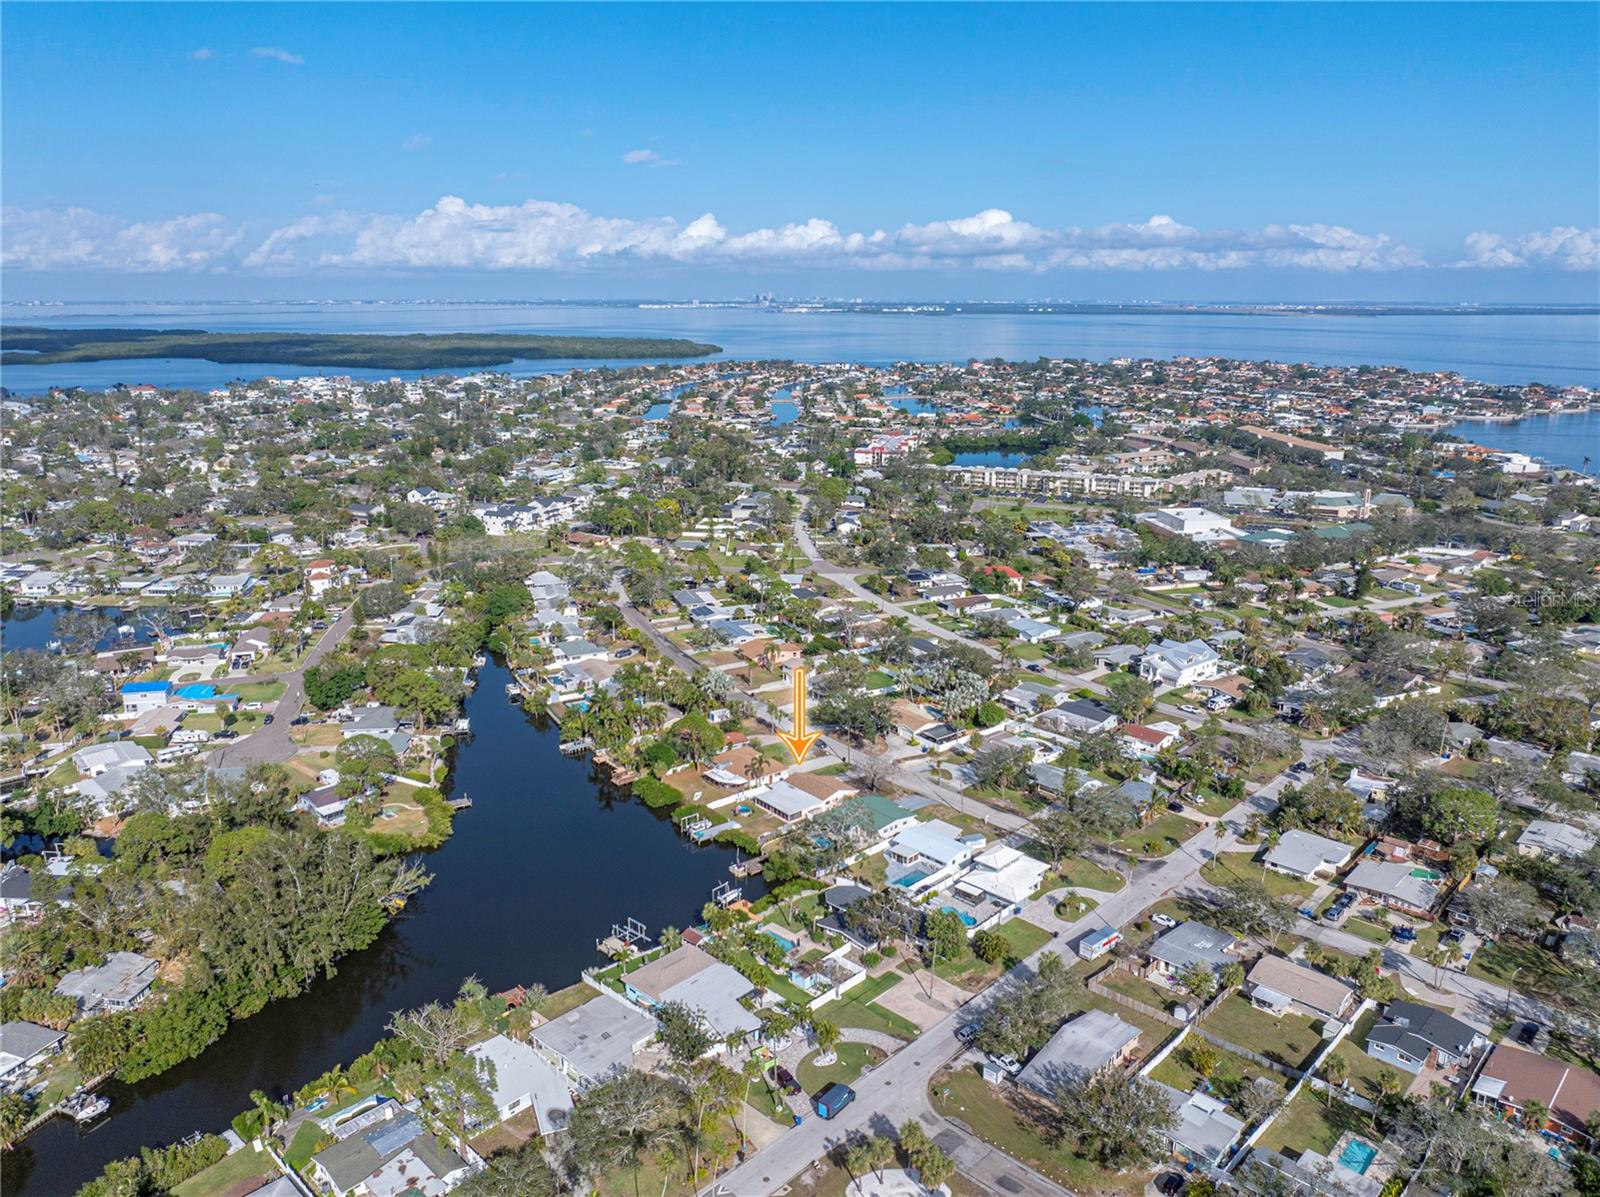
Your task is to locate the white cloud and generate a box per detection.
[249,46,304,64]
[13,196,1578,278]
[1458,226,1599,271]
[621,149,676,167]
[402,133,433,152]
[1,206,242,272]
[190,48,214,61]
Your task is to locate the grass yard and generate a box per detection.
[1254,1091,1375,1157]
[229,680,287,703]
[933,918,1053,987]
[796,1043,885,1095]
[930,1066,1153,1195]
[1151,1041,1280,1117]
[1343,917,1393,944]
[1055,894,1099,919]
[1320,1008,1397,1102]
[1200,852,1316,899]
[1204,995,1325,1071]
[825,969,922,1040]
[1100,971,1182,1016]
[1051,857,1125,893]
[1114,812,1200,857]
[537,982,597,1020]
[171,1148,276,1197]
[284,1121,332,1172]
[1466,936,1574,998]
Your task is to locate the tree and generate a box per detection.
[1422,785,1498,846]
[1209,877,1295,942]
[0,1092,34,1150]
[1182,1039,1219,1082]
[1103,673,1155,722]
[1028,805,1089,863]
[971,929,1010,965]
[248,1089,288,1145]
[569,1069,683,1197]
[915,1144,955,1189]
[1053,1070,1177,1168]
[656,1001,715,1065]
[1322,1052,1349,1106]
[454,1140,564,1197]
[1180,962,1217,1002]
[1463,875,1545,942]
[923,909,967,966]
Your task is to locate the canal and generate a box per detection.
[4,653,764,1196]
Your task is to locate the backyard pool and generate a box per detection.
[893,870,930,888]
[940,906,978,927]
[1338,1139,1378,1174]
[764,929,798,954]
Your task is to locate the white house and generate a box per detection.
[1262,830,1356,882]
[465,1034,574,1134]
[1139,639,1222,687]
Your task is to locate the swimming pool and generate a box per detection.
[1338,1139,1377,1174]
[893,870,930,888]
[940,906,978,927]
[764,929,798,954]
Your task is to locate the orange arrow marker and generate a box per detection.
[777,666,821,764]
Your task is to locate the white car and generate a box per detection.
[1151,913,1178,929]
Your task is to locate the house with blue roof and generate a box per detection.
[120,681,171,715]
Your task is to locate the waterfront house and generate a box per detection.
[753,779,826,824]
[883,819,984,895]
[73,741,153,778]
[120,680,172,716]
[0,1020,66,1090]
[1244,955,1357,1022]
[1145,921,1243,988]
[1471,1043,1600,1147]
[465,1033,573,1134]
[54,951,159,1013]
[0,864,40,923]
[1016,1009,1142,1098]
[297,786,351,828]
[1365,1000,1483,1076]
[530,994,657,1085]
[310,1106,468,1197]
[343,706,400,740]
[622,944,761,1042]
[705,745,789,792]
[1262,830,1356,882]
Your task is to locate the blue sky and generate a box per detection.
[3,2,1596,301]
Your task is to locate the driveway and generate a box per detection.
[208,606,354,768]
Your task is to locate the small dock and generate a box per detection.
[446,797,472,811]
[559,738,593,756]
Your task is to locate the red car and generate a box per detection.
[772,1066,801,1096]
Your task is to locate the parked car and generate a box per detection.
[1391,925,1416,943]
[1179,704,1200,714]
[1288,761,1311,776]
[1166,800,1185,812]
[989,1054,1022,1077]
[772,1066,801,1096]
[263,714,274,725]
[814,1083,855,1119]
[1152,913,1178,929]
[1158,1175,1185,1196]
[1515,1021,1541,1047]
[956,1022,981,1044]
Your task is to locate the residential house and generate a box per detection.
[1343,859,1443,918]
[1244,955,1358,1022]
[1158,1086,1246,1169]
[0,1021,66,1090]
[1119,721,1181,759]
[1139,639,1222,687]
[1471,1044,1600,1147]
[1365,1000,1484,1076]
[1517,820,1597,861]
[530,993,657,1085]
[310,1106,469,1197]
[120,680,172,715]
[54,951,159,1013]
[1035,698,1118,737]
[883,819,985,895]
[622,944,761,1041]
[1146,921,1243,988]
[465,1034,574,1135]
[1262,830,1356,883]
[1016,1009,1142,1098]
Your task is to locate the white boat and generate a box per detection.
[59,1089,110,1122]
[116,624,134,637]
[453,717,471,734]
[506,681,523,698]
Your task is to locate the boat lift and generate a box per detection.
[597,916,649,959]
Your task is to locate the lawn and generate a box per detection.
[796,1043,885,1095]
[537,982,597,1020]
[229,680,287,703]
[1151,1041,1279,1117]
[1254,1091,1375,1157]
[930,1066,1154,1195]
[284,1121,332,1172]
[1113,812,1200,856]
[1050,856,1125,893]
[1200,852,1315,900]
[932,918,1053,987]
[824,970,921,1041]
[1320,1008,1397,1102]
[1466,936,1574,999]
[1343,917,1393,945]
[1100,971,1182,1016]
[171,1148,276,1197]
[1203,995,1325,1071]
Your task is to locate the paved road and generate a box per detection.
[208,607,354,768]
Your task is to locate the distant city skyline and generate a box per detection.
[2,2,1596,302]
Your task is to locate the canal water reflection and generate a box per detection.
[6,655,762,1197]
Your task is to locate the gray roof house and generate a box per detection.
[1016,1009,1141,1098]
[1365,1000,1484,1076]
[530,994,659,1084]
[1146,921,1243,986]
[311,1107,468,1197]
[54,951,159,1012]
[0,1020,66,1084]
[1157,1084,1246,1167]
[1035,698,1118,736]
[466,1033,573,1134]
[1262,830,1356,882]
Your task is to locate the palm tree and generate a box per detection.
[812,1018,841,1065]
[1522,1097,1550,1134]
[248,1089,288,1146]
[1322,1053,1349,1106]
